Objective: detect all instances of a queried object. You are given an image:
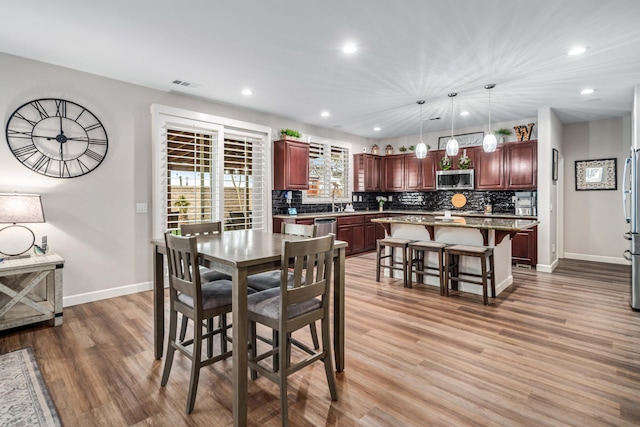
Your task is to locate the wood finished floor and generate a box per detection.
[1,256,640,426]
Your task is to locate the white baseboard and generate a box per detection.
[63,281,153,307]
[563,252,631,266]
[536,258,559,273]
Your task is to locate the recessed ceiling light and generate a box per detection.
[568,46,587,56]
[460,111,470,116]
[321,111,330,117]
[241,88,253,96]
[374,127,381,132]
[581,88,595,95]
[342,43,357,54]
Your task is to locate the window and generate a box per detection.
[151,105,271,238]
[302,137,351,204]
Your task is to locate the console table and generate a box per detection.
[0,253,64,331]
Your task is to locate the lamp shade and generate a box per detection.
[0,194,45,224]
[446,138,459,156]
[415,142,428,159]
[482,133,497,153]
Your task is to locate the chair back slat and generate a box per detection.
[280,234,334,307]
[181,221,223,237]
[281,222,317,237]
[164,233,202,303]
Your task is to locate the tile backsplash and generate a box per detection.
[272,190,529,216]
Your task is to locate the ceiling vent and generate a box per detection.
[172,80,201,88]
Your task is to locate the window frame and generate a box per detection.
[151,104,272,239]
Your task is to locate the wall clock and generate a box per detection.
[5,98,108,178]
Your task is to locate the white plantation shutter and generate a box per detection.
[222,131,267,231]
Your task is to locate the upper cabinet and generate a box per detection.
[383,155,405,191]
[475,146,506,190]
[273,139,309,190]
[506,140,537,189]
[475,140,537,190]
[353,153,382,192]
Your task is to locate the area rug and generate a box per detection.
[0,347,62,427]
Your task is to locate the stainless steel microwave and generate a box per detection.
[436,169,474,190]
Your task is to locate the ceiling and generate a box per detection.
[1,0,639,140]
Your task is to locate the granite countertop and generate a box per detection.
[371,214,539,232]
[273,210,537,221]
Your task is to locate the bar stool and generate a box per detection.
[408,241,449,294]
[376,238,414,287]
[444,245,495,305]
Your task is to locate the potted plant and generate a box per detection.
[280,128,301,140]
[408,145,416,151]
[399,146,408,152]
[376,196,388,212]
[495,128,512,143]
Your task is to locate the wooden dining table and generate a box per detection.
[151,229,347,426]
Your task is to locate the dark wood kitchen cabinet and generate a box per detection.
[337,215,365,255]
[273,139,309,190]
[475,146,506,190]
[512,225,537,267]
[404,153,421,190]
[506,140,537,189]
[353,153,382,192]
[383,155,405,191]
[420,152,437,190]
[364,214,387,251]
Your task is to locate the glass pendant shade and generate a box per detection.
[483,133,497,152]
[415,142,427,159]
[415,100,428,159]
[446,138,459,156]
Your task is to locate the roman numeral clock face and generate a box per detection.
[5,98,108,178]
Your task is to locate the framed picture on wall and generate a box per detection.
[552,149,558,181]
[575,158,617,191]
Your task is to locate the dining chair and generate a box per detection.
[248,233,338,427]
[248,222,320,350]
[180,222,232,348]
[161,233,233,414]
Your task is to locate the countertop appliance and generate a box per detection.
[622,148,640,311]
[436,169,474,190]
[515,191,537,216]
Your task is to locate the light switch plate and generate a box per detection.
[136,203,148,213]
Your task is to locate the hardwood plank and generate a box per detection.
[1,257,639,426]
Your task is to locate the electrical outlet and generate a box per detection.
[551,243,556,253]
[136,203,148,213]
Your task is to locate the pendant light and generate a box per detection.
[482,84,497,152]
[415,100,428,159]
[446,93,459,156]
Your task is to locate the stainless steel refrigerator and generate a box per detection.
[622,147,640,310]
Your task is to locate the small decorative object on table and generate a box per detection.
[399,146,407,153]
[439,154,452,170]
[376,196,387,212]
[371,144,380,155]
[279,128,301,140]
[385,144,394,155]
[458,149,471,169]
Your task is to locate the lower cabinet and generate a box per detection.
[364,214,386,252]
[512,226,537,267]
[337,215,365,256]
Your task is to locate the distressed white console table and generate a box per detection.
[0,253,64,331]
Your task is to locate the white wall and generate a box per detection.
[562,116,631,264]
[0,53,372,306]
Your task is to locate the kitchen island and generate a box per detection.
[371,214,539,296]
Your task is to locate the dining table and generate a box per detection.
[151,229,347,426]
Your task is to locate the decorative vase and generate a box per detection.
[371,144,380,155]
[379,205,383,212]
